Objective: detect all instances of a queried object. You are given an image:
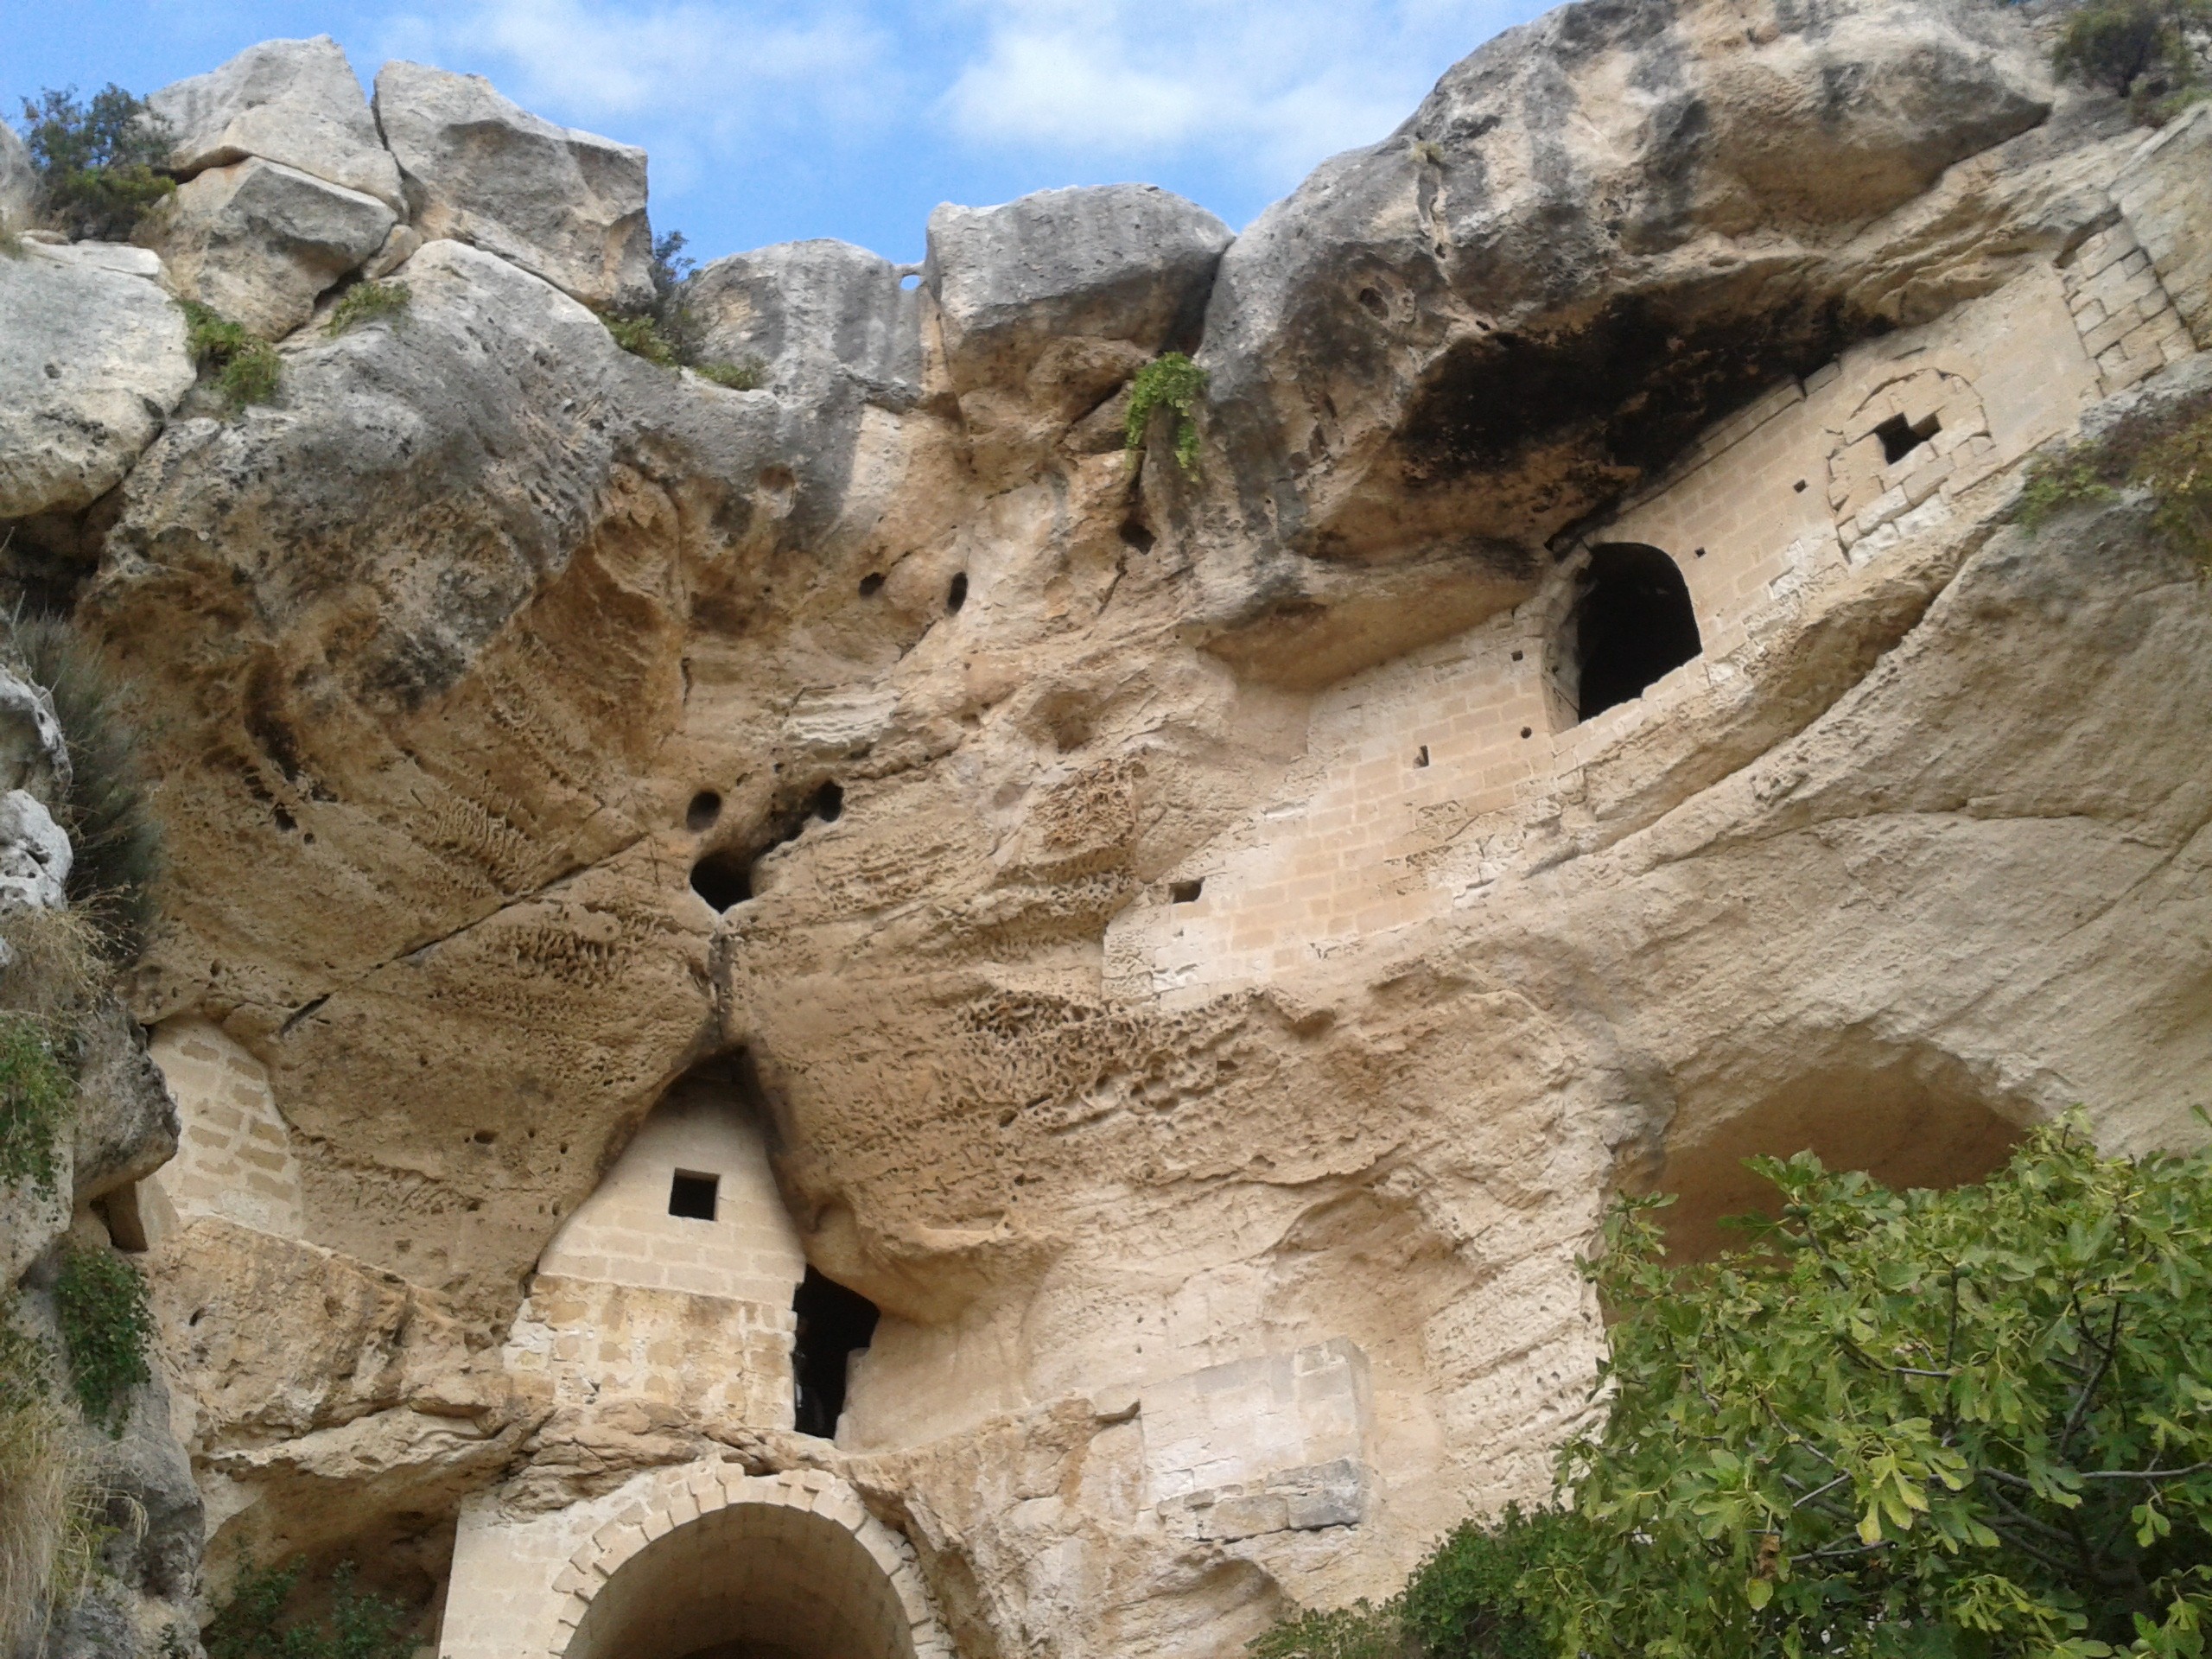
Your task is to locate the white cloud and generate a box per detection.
[382,0,897,140]
[938,0,1529,188]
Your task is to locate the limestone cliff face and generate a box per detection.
[3,3,2209,1656]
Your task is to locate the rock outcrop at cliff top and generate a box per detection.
[6,0,2209,1653]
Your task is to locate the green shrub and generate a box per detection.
[7,613,162,957]
[0,1014,75,1198]
[53,1243,150,1435]
[1126,353,1209,476]
[324,279,410,337]
[1249,1600,1406,1659]
[180,299,281,410]
[1400,1504,1583,1659]
[17,86,175,240]
[2054,0,2209,116]
[602,230,763,391]
[205,1560,416,1659]
[2017,386,2212,569]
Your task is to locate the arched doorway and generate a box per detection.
[557,1469,940,1659]
[1567,543,1702,721]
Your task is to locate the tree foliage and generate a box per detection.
[2052,0,2209,118]
[1256,1121,2212,1659]
[16,86,175,240]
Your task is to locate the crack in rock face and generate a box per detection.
[6,3,2211,1654]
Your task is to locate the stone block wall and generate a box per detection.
[2063,218,2197,394]
[505,1274,798,1425]
[1104,254,2146,1008]
[537,1084,805,1306]
[1142,1338,1372,1540]
[143,1015,304,1238]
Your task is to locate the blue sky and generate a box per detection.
[1,0,1548,268]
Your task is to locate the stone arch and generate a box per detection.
[551,1464,951,1659]
[1551,542,1703,726]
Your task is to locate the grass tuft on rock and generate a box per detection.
[180,299,280,411]
[0,1306,101,1656]
[17,86,175,240]
[1125,353,1209,477]
[324,279,410,337]
[0,1014,76,1199]
[600,230,764,389]
[6,613,163,958]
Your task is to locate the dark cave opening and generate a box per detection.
[791,1267,880,1439]
[1571,543,1703,721]
[688,849,753,911]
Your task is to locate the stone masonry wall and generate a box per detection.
[2116,103,2212,351]
[144,1015,306,1239]
[1103,254,2154,1007]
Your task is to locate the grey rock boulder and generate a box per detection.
[691,238,923,410]
[925,183,1230,393]
[0,242,194,518]
[149,35,404,213]
[72,1001,181,1205]
[0,789,71,912]
[1195,0,2055,568]
[0,119,34,231]
[373,61,652,311]
[139,156,397,339]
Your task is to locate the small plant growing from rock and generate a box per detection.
[2018,384,2212,569]
[324,279,410,337]
[205,1559,416,1659]
[2053,0,2210,121]
[17,86,175,240]
[601,229,763,388]
[53,1243,150,1436]
[181,299,281,412]
[0,1014,76,1199]
[1126,353,1209,476]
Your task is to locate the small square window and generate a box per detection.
[669,1171,719,1221]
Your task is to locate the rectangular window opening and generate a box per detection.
[669,1169,720,1221]
[1169,879,1204,904]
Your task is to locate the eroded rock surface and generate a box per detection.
[11,0,2212,1655]
[0,243,193,518]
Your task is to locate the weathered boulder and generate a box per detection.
[1197,0,2055,568]
[925,184,1231,393]
[0,242,193,518]
[72,1002,180,1205]
[139,156,397,339]
[372,61,652,311]
[148,35,405,213]
[691,238,923,412]
[0,119,34,230]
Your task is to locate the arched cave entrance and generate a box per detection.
[562,1497,918,1659]
[791,1266,879,1439]
[1647,1058,2029,1262]
[1568,543,1702,721]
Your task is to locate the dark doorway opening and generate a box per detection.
[668,1170,719,1220]
[791,1267,879,1439]
[1571,543,1702,721]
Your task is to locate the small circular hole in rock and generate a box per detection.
[686,790,722,832]
[946,572,969,613]
[858,572,885,596]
